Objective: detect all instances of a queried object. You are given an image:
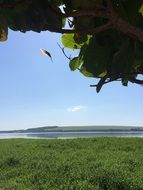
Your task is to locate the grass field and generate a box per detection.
[0,137,143,190]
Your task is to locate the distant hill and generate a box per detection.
[0,125,143,133]
[26,126,58,132]
[48,125,143,132]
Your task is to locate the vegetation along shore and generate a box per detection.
[0,137,143,190]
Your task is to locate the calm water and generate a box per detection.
[0,131,143,139]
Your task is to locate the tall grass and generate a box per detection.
[0,138,143,190]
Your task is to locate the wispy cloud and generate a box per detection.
[67,105,87,112]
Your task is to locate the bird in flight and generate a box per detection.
[40,48,53,62]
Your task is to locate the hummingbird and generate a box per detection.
[40,48,53,62]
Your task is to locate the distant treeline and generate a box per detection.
[1,126,143,133]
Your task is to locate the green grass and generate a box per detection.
[0,137,143,190]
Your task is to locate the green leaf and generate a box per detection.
[62,17,66,27]
[61,34,82,49]
[82,36,114,77]
[98,71,107,77]
[80,66,94,77]
[74,34,92,45]
[69,57,82,71]
[139,3,143,16]
[73,33,88,44]
[112,39,135,74]
[4,1,62,32]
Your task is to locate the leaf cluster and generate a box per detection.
[0,0,64,36]
[0,0,143,92]
[62,0,143,92]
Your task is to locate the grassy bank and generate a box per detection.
[0,137,143,190]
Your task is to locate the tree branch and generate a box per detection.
[57,43,71,60]
[65,9,110,19]
[45,21,112,34]
[129,78,143,85]
[64,2,143,43]
[90,73,143,93]
[113,17,143,42]
[105,1,143,42]
[1,0,143,43]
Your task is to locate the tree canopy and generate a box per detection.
[0,0,143,92]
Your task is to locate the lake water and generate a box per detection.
[1,131,143,139]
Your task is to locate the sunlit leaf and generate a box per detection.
[80,66,94,77]
[98,71,107,77]
[61,34,82,49]
[139,3,143,16]
[69,57,82,71]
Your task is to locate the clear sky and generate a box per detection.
[0,29,143,130]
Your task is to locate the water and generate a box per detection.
[0,131,143,139]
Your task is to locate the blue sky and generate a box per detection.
[0,29,143,130]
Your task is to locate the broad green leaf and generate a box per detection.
[80,66,94,77]
[82,36,114,77]
[73,34,88,44]
[139,3,143,16]
[79,44,88,60]
[61,34,82,49]
[74,34,92,45]
[112,39,135,74]
[98,71,107,77]
[69,57,82,71]
[0,1,62,33]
